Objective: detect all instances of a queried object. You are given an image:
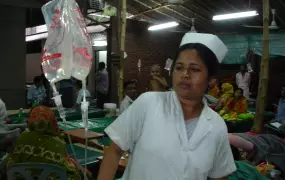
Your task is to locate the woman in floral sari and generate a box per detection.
[220,88,248,120]
[216,83,234,112]
[6,106,87,180]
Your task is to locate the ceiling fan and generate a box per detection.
[190,18,197,32]
[168,18,197,33]
[243,9,279,29]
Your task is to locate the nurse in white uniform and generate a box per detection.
[98,33,236,180]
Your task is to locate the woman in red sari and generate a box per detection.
[220,88,248,120]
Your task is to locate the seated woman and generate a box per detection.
[219,88,248,120]
[5,106,89,179]
[0,98,26,153]
[216,83,234,112]
[207,79,220,98]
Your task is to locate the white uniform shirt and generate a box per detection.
[236,72,250,98]
[105,91,236,180]
[120,95,134,113]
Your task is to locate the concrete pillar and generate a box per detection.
[0,5,26,109]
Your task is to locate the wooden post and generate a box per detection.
[252,0,269,132]
[118,0,127,104]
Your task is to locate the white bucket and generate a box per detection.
[104,103,117,117]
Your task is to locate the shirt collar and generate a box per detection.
[171,91,212,148]
[171,91,210,118]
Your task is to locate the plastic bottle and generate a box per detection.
[18,108,23,121]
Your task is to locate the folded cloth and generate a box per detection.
[234,133,285,174]
[228,161,270,180]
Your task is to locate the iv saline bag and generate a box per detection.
[70,1,93,81]
[164,58,173,76]
[69,2,93,179]
[41,0,73,84]
[41,0,79,170]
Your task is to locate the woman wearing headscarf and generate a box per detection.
[216,83,234,112]
[219,88,248,120]
[208,79,220,98]
[98,33,236,180]
[5,106,84,179]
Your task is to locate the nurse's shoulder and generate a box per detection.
[206,106,229,135]
[134,91,170,107]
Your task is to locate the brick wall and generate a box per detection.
[108,18,183,103]
[107,18,285,107]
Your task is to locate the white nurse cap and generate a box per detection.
[180,32,228,63]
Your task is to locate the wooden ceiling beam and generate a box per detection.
[133,0,191,27]
[143,0,209,28]
[127,5,158,23]
[132,4,171,18]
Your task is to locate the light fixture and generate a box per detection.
[213,10,258,21]
[26,24,109,42]
[93,40,107,46]
[88,13,110,18]
[148,22,179,31]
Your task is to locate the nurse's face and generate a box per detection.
[172,49,209,100]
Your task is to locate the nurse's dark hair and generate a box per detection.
[172,43,219,78]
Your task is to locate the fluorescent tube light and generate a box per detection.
[26,24,109,42]
[26,33,48,42]
[26,24,47,36]
[93,40,107,46]
[213,11,258,21]
[148,22,179,31]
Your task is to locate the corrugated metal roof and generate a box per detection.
[106,0,285,33]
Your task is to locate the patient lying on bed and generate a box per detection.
[229,133,285,175]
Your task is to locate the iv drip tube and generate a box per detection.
[81,79,89,180]
[51,83,79,165]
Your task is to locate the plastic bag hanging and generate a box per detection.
[41,0,73,123]
[69,1,93,178]
[164,58,173,76]
[41,0,78,172]
[247,63,253,73]
[137,59,141,72]
[69,0,92,131]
